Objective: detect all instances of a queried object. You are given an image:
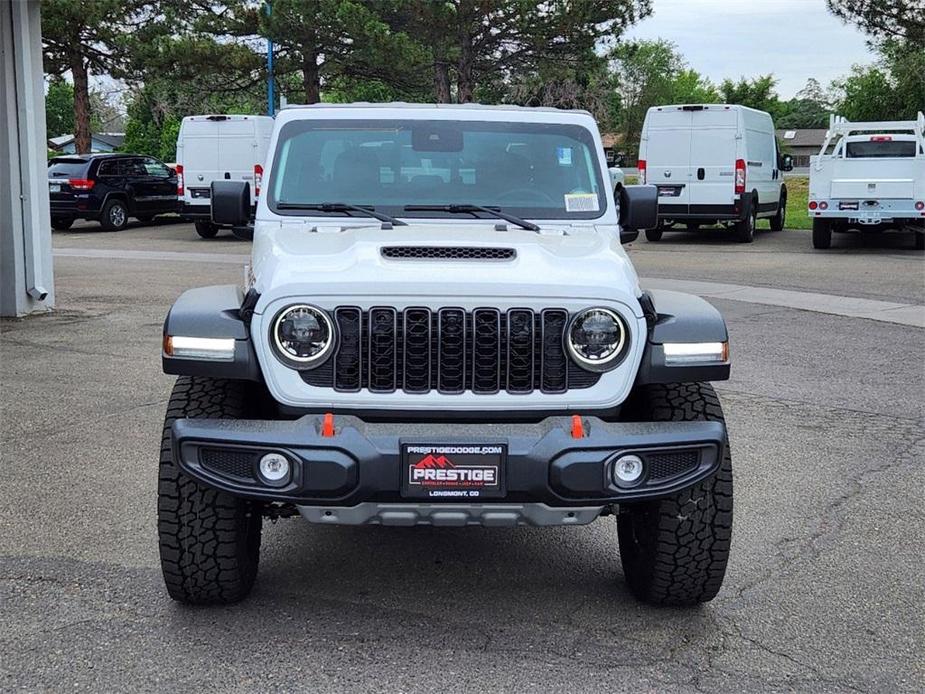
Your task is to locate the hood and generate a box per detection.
[251,220,642,314]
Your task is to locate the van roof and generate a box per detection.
[647,104,772,117]
[181,114,273,122]
[280,102,593,117]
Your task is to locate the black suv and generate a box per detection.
[48,154,178,231]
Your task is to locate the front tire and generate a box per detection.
[195,220,219,238]
[812,218,832,249]
[158,377,262,604]
[100,199,129,231]
[618,382,733,606]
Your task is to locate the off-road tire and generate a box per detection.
[769,194,786,231]
[618,382,733,606]
[100,199,129,231]
[645,228,664,242]
[51,218,73,231]
[812,218,832,249]
[195,220,219,238]
[734,203,756,243]
[158,376,262,604]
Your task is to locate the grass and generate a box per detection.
[782,176,811,230]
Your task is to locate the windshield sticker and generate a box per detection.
[556,147,573,166]
[564,193,599,212]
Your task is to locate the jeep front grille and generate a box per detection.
[300,307,601,394]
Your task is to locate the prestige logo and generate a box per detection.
[407,447,500,487]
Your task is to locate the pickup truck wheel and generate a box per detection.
[195,221,219,238]
[769,194,786,231]
[645,228,663,242]
[158,376,262,604]
[100,199,129,231]
[812,218,832,249]
[618,382,733,606]
[734,205,756,243]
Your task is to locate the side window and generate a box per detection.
[142,157,170,177]
[123,159,147,177]
[97,161,115,176]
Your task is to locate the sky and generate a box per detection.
[624,0,879,97]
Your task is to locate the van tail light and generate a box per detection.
[808,200,818,210]
[734,159,746,194]
[254,164,263,198]
[914,201,924,211]
[637,159,646,184]
[68,178,95,191]
[819,201,829,210]
[176,164,184,197]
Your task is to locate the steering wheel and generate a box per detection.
[495,188,557,205]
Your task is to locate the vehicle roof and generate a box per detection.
[647,103,771,117]
[281,102,593,116]
[843,133,917,141]
[49,153,144,161]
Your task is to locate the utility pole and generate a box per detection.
[266,1,275,117]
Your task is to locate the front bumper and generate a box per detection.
[172,415,726,524]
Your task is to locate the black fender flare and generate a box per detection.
[635,289,730,385]
[162,285,261,381]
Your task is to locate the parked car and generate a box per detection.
[638,104,793,242]
[809,112,925,250]
[158,103,734,608]
[175,114,274,239]
[48,153,177,231]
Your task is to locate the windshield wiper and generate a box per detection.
[403,204,540,232]
[276,202,406,226]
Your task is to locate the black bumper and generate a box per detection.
[172,415,726,507]
[178,202,212,220]
[658,199,747,222]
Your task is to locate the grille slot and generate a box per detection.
[646,450,700,481]
[200,448,256,480]
[382,246,516,261]
[301,307,602,395]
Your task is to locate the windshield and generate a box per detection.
[268,118,606,220]
[845,140,918,158]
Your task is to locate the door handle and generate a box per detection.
[697,167,705,180]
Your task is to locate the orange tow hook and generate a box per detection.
[321,412,335,438]
[570,415,586,439]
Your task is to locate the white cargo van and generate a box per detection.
[808,113,924,250]
[176,115,274,238]
[638,104,792,243]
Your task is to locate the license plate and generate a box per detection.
[401,443,506,499]
[49,184,61,193]
[657,185,682,197]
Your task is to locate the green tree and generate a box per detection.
[44,78,74,138]
[610,39,684,152]
[670,69,720,105]
[41,0,164,154]
[827,0,924,46]
[718,75,781,115]
[776,78,834,128]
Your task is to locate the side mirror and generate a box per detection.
[614,153,625,167]
[779,154,793,172]
[167,167,177,177]
[211,180,250,227]
[619,184,658,237]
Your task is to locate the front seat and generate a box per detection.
[331,148,380,197]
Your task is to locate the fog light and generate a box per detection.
[258,453,290,485]
[612,454,644,487]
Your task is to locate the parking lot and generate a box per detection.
[2,220,923,692]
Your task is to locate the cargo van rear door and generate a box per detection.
[687,108,738,212]
[644,109,693,215]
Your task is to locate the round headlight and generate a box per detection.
[271,304,335,368]
[567,307,627,371]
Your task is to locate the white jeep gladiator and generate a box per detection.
[159,104,733,607]
[809,112,925,249]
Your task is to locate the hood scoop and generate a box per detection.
[381,246,516,261]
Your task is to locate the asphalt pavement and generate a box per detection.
[1,220,923,692]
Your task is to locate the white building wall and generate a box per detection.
[1,0,55,316]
